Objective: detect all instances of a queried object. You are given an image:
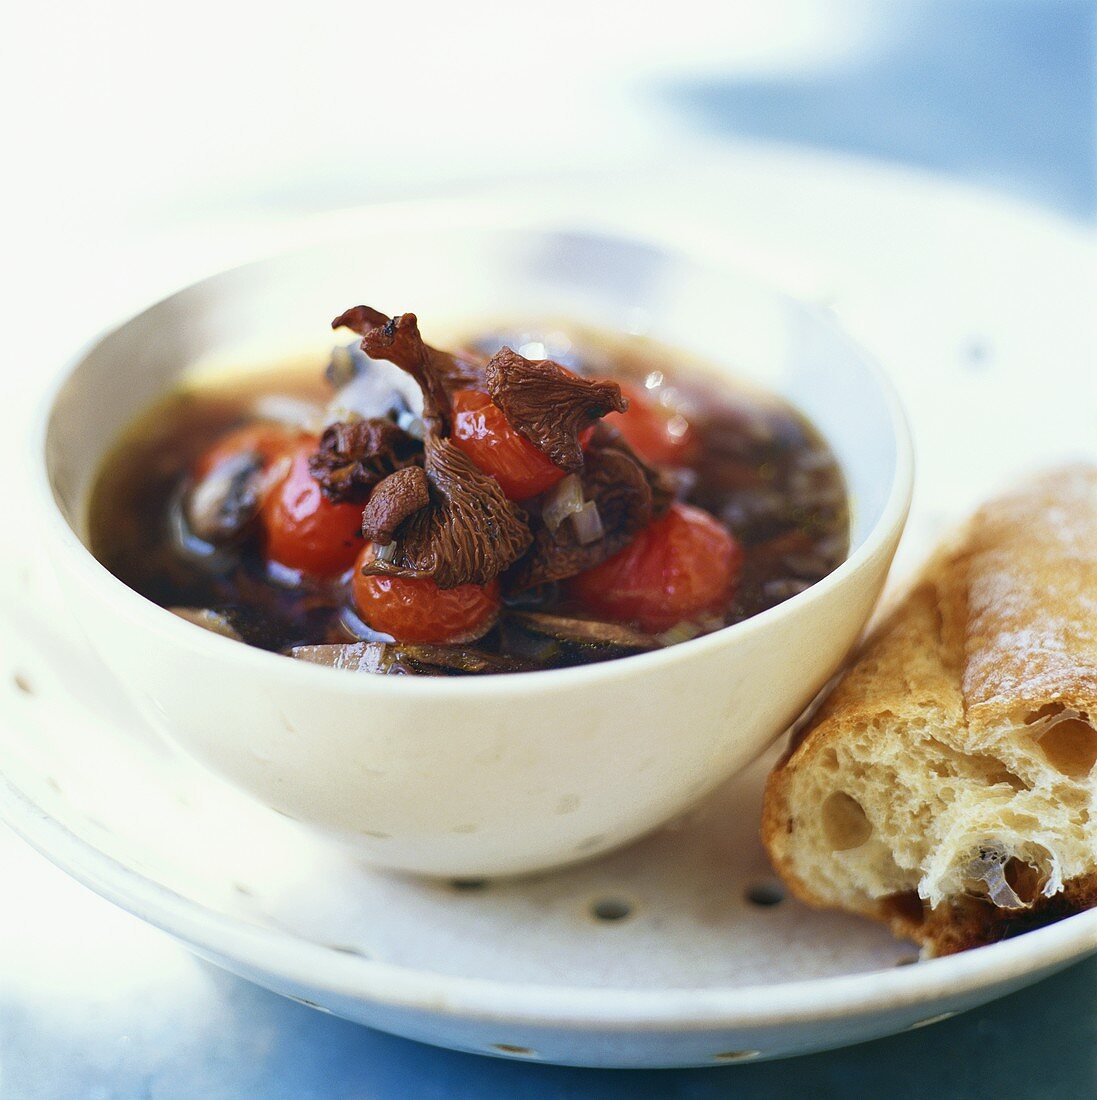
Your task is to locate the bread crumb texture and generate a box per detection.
[763,465,1097,954]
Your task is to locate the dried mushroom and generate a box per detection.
[486,346,627,471]
[507,439,653,589]
[308,417,421,502]
[592,421,678,516]
[362,434,532,588]
[361,466,430,544]
[333,306,485,399]
[332,305,534,588]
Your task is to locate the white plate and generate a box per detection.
[1,569,1095,1068]
[3,152,1095,1067]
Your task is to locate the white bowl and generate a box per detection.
[34,206,913,877]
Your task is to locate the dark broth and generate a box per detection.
[90,329,849,672]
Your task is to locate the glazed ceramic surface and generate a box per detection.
[3,175,1094,1070]
[0,571,1094,1068]
[33,213,911,876]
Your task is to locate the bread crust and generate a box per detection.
[763,465,1097,955]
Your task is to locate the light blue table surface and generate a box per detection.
[3,3,1094,1097]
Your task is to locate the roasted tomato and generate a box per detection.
[259,437,365,576]
[195,422,296,480]
[352,544,501,643]
[566,503,742,633]
[451,389,591,501]
[612,384,697,467]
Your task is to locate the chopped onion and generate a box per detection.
[964,847,1026,909]
[374,541,399,564]
[570,500,604,545]
[656,621,702,647]
[541,473,585,533]
[402,416,427,441]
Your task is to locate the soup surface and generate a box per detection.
[90,320,849,674]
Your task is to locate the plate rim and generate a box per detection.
[1,755,1094,1032]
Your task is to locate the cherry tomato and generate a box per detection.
[352,545,501,643]
[566,503,742,633]
[195,422,295,480]
[451,389,592,501]
[612,384,697,467]
[259,438,365,577]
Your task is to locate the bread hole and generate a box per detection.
[1024,702,1065,725]
[590,897,633,922]
[746,880,785,907]
[1003,858,1045,906]
[822,791,872,851]
[1034,716,1097,778]
[988,770,1029,792]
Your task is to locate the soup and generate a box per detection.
[90,309,848,674]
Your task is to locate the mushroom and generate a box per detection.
[182,450,265,545]
[288,641,536,675]
[507,611,659,651]
[169,607,244,641]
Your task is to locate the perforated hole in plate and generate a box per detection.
[490,1044,537,1057]
[745,880,785,907]
[590,897,633,922]
[908,1011,956,1030]
[327,944,371,958]
[286,994,332,1013]
[712,1049,762,1062]
[450,878,490,892]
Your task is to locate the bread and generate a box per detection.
[762,465,1097,955]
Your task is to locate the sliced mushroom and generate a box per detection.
[183,450,265,544]
[287,641,536,675]
[507,611,659,651]
[169,607,244,642]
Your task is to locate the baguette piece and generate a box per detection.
[763,465,1097,955]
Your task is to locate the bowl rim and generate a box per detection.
[0,755,1094,1032]
[32,205,914,697]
